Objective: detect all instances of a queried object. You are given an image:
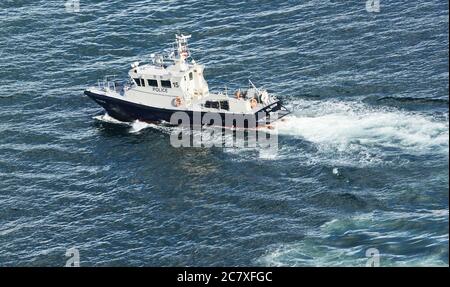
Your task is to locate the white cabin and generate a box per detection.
[125,35,220,109]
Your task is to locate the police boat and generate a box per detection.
[84,34,290,128]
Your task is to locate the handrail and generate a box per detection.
[97,75,128,95]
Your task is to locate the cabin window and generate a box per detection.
[133,78,141,87]
[147,79,158,87]
[204,101,220,109]
[140,79,146,87]
[161,80,172,88]
[220,101,229,111]
[189,72,193,81]
[204,101,229,110]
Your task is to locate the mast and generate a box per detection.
[174,34,191,63]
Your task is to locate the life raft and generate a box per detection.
[173,96,183,107]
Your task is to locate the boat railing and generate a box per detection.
[97,75,128,95]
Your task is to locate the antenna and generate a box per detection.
[248,79,261,93]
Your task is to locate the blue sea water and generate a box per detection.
[0,0,448,266]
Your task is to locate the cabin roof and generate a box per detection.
[132,62,197,79]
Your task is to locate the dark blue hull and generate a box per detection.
[84,91,287,127]
[85,91,178,123]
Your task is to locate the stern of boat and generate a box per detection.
[255,100,291,126]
